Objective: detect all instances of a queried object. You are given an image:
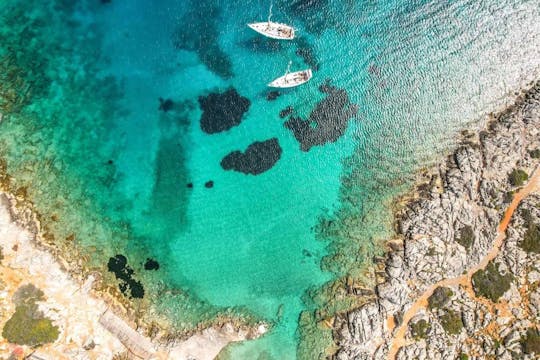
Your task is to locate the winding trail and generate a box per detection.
[387,168,540,359]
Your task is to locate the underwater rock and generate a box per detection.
[107,255,145,299]
[284,81,358,151]
[158,97,174,112]
[172,1,233,79]
[186,182,193,188]
[107,254,127,272]
[221,138,282,175]
[241,37,283,53]
[279,106,294,118]
[285,0,346,35]
[294,37,320,71]
[144,258,160,271]
[267,91,280,101]
[198,88,251,134]
[205,180,214,188]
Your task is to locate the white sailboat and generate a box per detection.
[248,4,295,40]
[268,62,312,88]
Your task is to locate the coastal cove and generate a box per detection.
[0,0,540,359]
[0,81,539,359]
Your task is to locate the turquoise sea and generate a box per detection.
[0,0,539,358]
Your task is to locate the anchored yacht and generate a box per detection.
[248,4,295,40]
[248,22,295,40]
[268,63,312,88]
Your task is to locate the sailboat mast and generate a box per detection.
[267,3,273,24]
[284,60,292,83]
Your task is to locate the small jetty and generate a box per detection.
[99,309,156,359]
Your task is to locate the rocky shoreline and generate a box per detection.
[334,81,540,359]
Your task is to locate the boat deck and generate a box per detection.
[248,22,295,40]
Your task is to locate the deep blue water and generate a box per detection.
[0,0,539,358]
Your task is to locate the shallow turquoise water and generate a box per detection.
[0,0,539,358]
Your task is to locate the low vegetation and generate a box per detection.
[410,319,430,340]
[1,284,59,346]
[2,305,59,346]
[471,262,513,302]
[503,190,515,203]
[520,220,540,253]
[112,353,132,360]
[455,225,475,249]
[529,148,540,159]
[439,309,463,335]
[508,169,529,187]
[521,327,540,355]
[428,286,454,309]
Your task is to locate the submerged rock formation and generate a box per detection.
[334,81,540,359]
[172,1,233,79]
[198,88,251,134]
[285,82,358,151]
[107,254,144,299]
[221,138,282,175]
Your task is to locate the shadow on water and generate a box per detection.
[172,0,234,79]
[238,36,284,54]
[146,101,193,238]
[278,0,352,35]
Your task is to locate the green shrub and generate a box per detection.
[440,309,463,335]
[472,262,513,302]
[521,208,533,225]
[529,149,540,159]
[455,225,475,249]
[13,284,44,306]
[458,354,469,360]
[410,319,430,340]
[508,169,529,187]
[1,284,59,347]
[428,287,454,309]
[2,304,59,346]
[520,222,540,253]
[521,327,540,355]
[503,191,515,203]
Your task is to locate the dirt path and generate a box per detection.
[387,168,540,359]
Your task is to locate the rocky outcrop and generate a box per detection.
[335,81,540,359]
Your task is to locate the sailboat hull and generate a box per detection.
[268,69,312,88]
[247,22,295,40]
